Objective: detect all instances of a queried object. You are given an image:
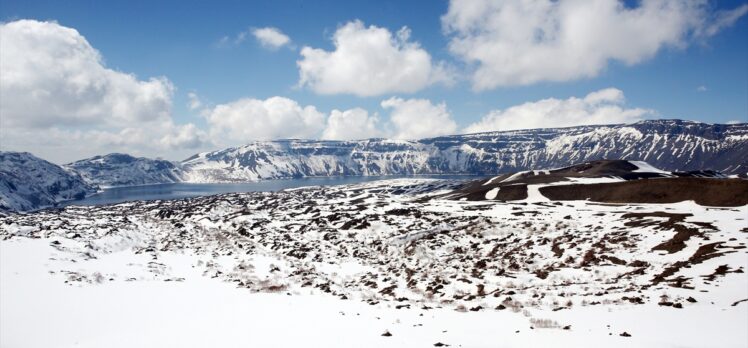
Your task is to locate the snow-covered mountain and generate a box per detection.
[0,152,98,212]
[2,119,745,211]
[181,138,436,182]
[65,153,184,187]
[182,120,748,182]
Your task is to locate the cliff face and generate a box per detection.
[181,120,748,182]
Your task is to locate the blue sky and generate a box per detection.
[1,0,747,162]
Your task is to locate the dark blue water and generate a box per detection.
[62,175,482,206]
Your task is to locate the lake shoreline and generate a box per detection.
[60,175,484,207]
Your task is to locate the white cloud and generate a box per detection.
[297,20,452,97]
[216,36,231,47]
[0,19,205,162]
[322,108,382,140]
[698,4,748,37]
[696,85,708,92]
[160,123,207,149]
[0,19,174,128]
[207,96,459,143]
[187,92,202,110]
[252,27,291,49]
[220,27,291,49]
[1,120,207,163]
[464,88,653,133]
[381,97,458,139]
[442,0,748,90]
[205,96,326,145]
[81,121,206,151]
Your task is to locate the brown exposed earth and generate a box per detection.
[539,178,748,207]
[444,160,747,207]
[448,181,529,201]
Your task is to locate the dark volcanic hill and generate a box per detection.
[445,159,748,206]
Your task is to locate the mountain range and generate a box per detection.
[65,153,183,187]
[0,152,97,212]
[1,119,746,211]
[180,119,748,182]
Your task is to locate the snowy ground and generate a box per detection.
[1,178,747,347]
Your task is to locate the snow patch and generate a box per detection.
[485,187,500,200]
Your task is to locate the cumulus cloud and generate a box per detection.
[252,27,291,49]
[2,119,207,163]
[297,20,452,97]
[0,19,174,128]
[381,97,458,139]
[205,96,326,145]
[207,96,458,142]
[0,19,205,162]
[160,123,207,149]
[322,108,382,140]
[79,121,205,150]
[442,0,748,90]
[464,88,653,133]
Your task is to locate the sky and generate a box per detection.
[1,0,747,163]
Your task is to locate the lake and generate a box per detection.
[62,175,483,207]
